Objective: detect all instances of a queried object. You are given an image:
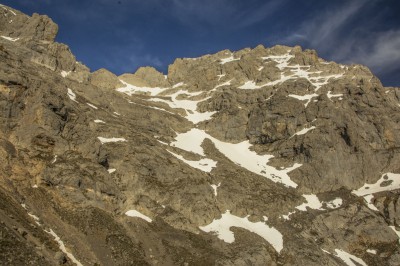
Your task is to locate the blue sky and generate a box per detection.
[3,0,400,86]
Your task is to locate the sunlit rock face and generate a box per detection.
[0,4,400,266]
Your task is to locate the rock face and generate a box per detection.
[1,4,400,266]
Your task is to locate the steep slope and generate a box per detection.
[1,4,400,265]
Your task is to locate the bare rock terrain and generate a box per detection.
[1,4,400,265]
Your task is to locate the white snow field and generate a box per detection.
[199,210,283,252]
[171,128,301,188]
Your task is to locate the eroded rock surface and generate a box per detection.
[0,4,399,266]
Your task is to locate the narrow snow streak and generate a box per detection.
[46,229,83,266]
[148,90,215,124]
[213,79,233,90]
[292,126,316,137]
[1,36,19,41]
[389,226,400,244]
[117,80,166,96]
[327,91,343,99]
[167,150,217,173]
[220,56,240,64]
[94,119,105,123]
[87,103,98,109]
[334,249,367,266]
[260,53,343,96]
[97,137,127,144]
[171,128,300,188]
[1,6,16,15]
[288,93,319,107]
[125,210,152,223]
[210,183,221,196]
[172,82,184,88]
[199,211,283,252]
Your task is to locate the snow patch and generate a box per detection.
[296,194,324,211]
[199,210,283,252]
[288,93,319,107]
[210,183,221,196]
[67,88,78,103]
[238,81,263,90]
[107,169,116,174]
[97,137,127,144]
[220,56,240,64]
[94,119,105,123]
[51,155,57,164]
[363,194,379,211]
[325,198,343,209]
[125,210,152,223]
[61,71,71,78]
[167,150,217,173]
[366,249,377,255]
[352,173,400,196]
[279,196,342,220]
[334,249,367,266]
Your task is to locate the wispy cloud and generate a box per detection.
[279,0,400,84]
[284,0,368,50]
[351,30,400,74]
[233,0,287,28]
[169,0,285,30]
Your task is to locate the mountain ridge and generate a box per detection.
[1,4,400,266]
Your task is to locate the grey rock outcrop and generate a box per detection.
[90,68,123,90]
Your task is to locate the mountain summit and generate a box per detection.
[1,4,400,266]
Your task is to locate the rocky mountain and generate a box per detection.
[1,4,400,266]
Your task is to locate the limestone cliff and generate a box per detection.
[1,4,400,266]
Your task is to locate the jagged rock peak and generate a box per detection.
[0,5,58,42]
[119,66,170,88]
